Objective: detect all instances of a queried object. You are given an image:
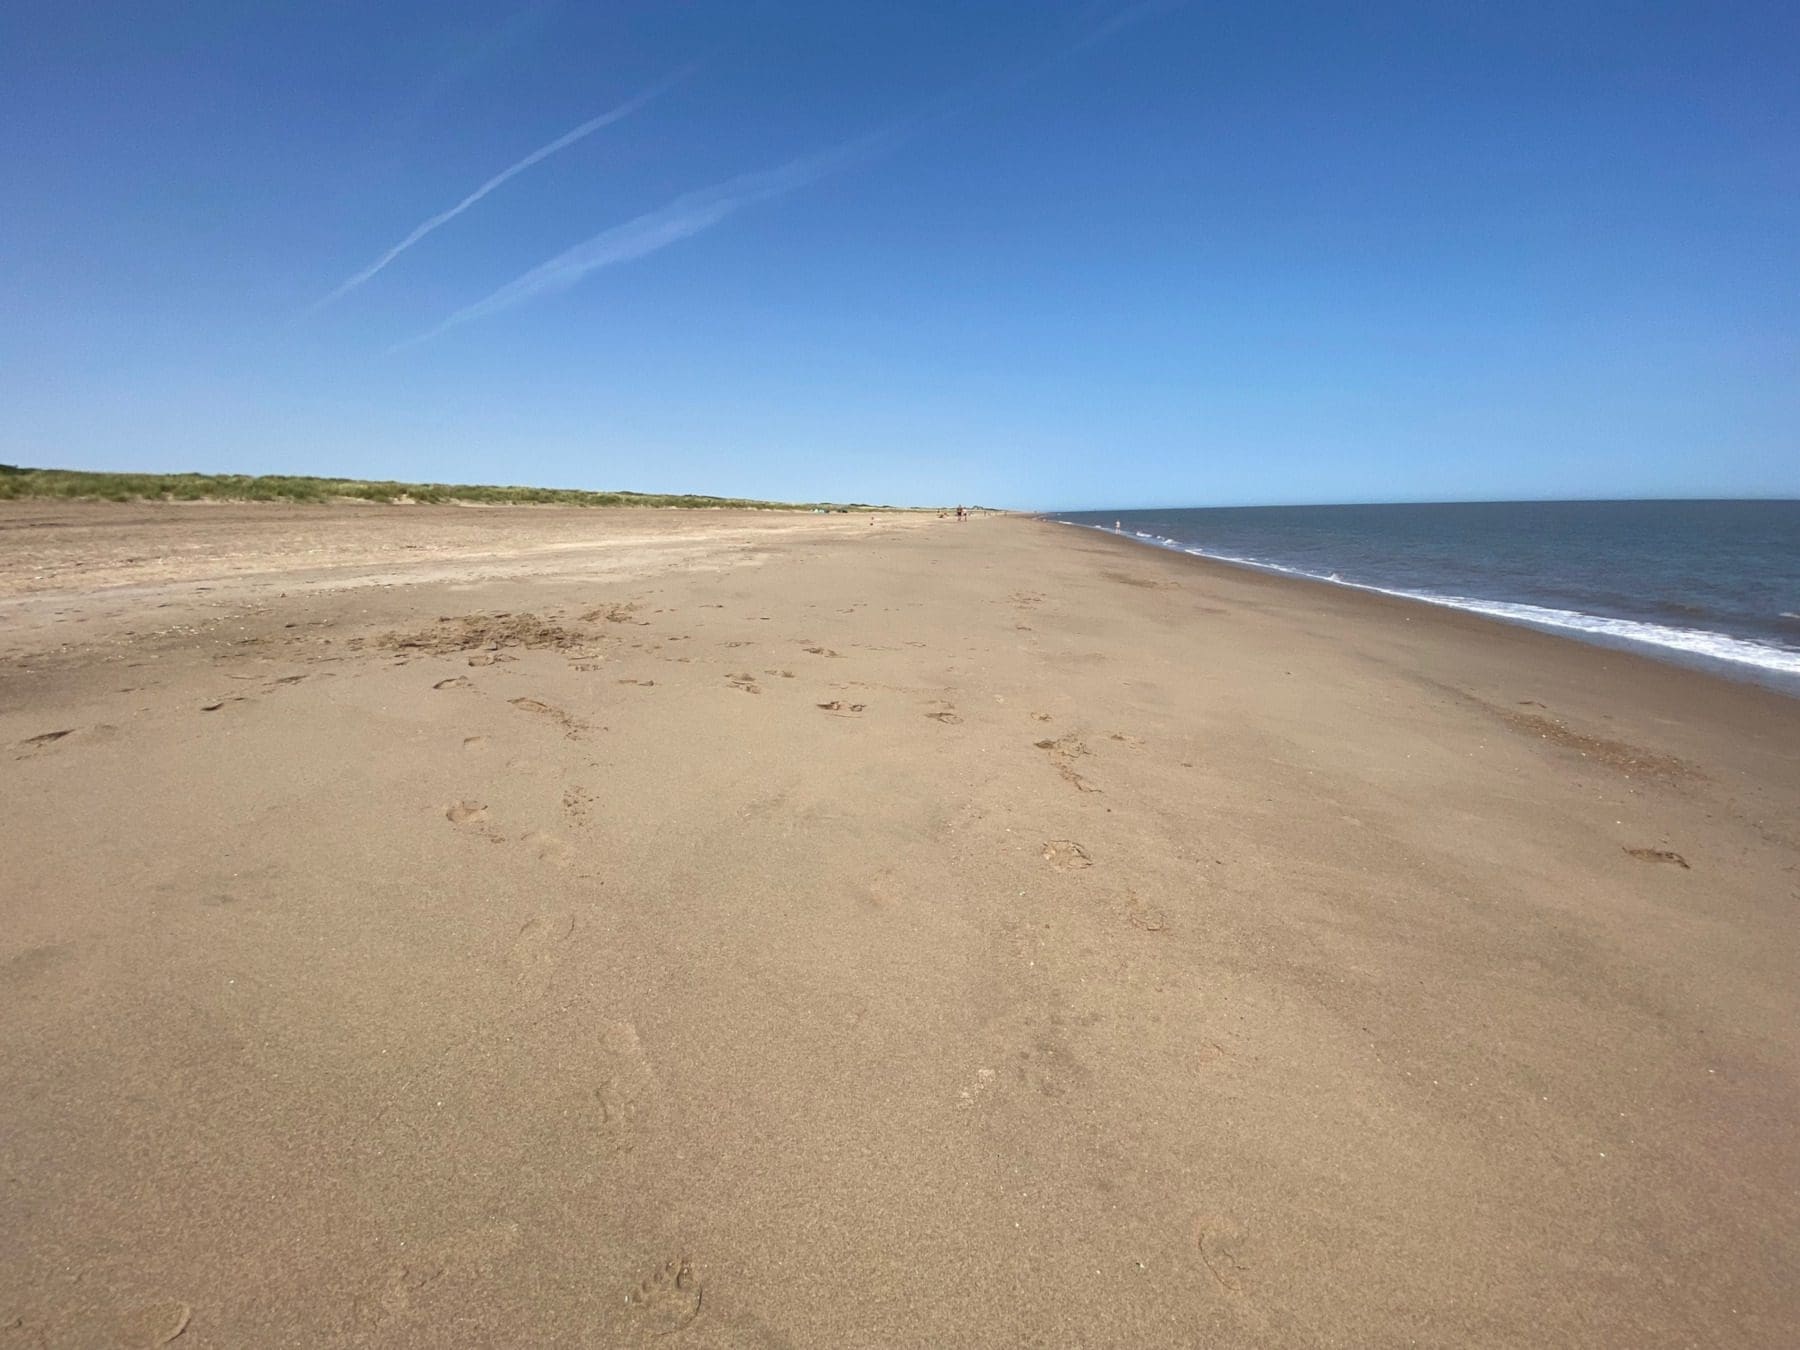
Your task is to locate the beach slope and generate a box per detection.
[2,504,1796,1347]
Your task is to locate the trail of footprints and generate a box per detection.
[1037,830,1173,937]
[107,596,1696,1329]
[444,798,575,867]
[19,666,330,756]
[64,602,1279,1329]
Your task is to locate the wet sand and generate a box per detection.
[2,503,1796,1347]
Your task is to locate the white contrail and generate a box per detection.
[311,65,694,314]
[392,1,1188,350]
[388,129,897,351]
[1071,0,1189,50]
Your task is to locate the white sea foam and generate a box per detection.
[1371,591,1800,677]
[1061,521,1800,681]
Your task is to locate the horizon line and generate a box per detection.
[1040,493,1800,513]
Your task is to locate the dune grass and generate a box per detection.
[0,464,879,510]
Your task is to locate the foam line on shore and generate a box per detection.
[1062,521,1800,684]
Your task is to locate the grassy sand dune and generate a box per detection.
[0,462,880,510]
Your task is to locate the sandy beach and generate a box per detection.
[2,502,1796,1348]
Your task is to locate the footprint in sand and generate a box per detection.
[434,676,472,690]
[581,602,642,624]
[1125,892,1170,932]
[594,1077,644,1144]
[594,1020,662,1155]
[817,701,865,716]
[2,943,77,990]
[727,673,762,694]
[926,710,962,725]
[352,1263,445,1331]
[625,1255,702,1336]
[116,1299,192,1347]
[351,1223,521,1331]
[803,645,842,658]
[446,800,489,825]
[1625,846,1690,868]
[19,728,74,748]
[509,696,585,737]
[513,912,574,954]
[562,787,595,824]
[1035,735,1101,792]
[957,1066,998,1109]
[1043,840,1092,871]
[462,736,487,750]
[520,829,571,865]
[1194,1215,1249,1295]
[509,910,575,1002]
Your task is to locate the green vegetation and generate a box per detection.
[0,464,882,511]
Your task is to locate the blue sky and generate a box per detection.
[2,1,1795,509]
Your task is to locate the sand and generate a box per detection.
[2,502,1796,1348]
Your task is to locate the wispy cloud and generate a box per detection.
[393,2,1188,349]
[311,64,695,314]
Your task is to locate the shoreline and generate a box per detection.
[3,505,1796,1346]
[1044,516,1800,696]
[1028,517,1799,792]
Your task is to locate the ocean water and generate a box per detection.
[1055,500,1800,693]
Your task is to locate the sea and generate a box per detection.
[1054,500,1800,694]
